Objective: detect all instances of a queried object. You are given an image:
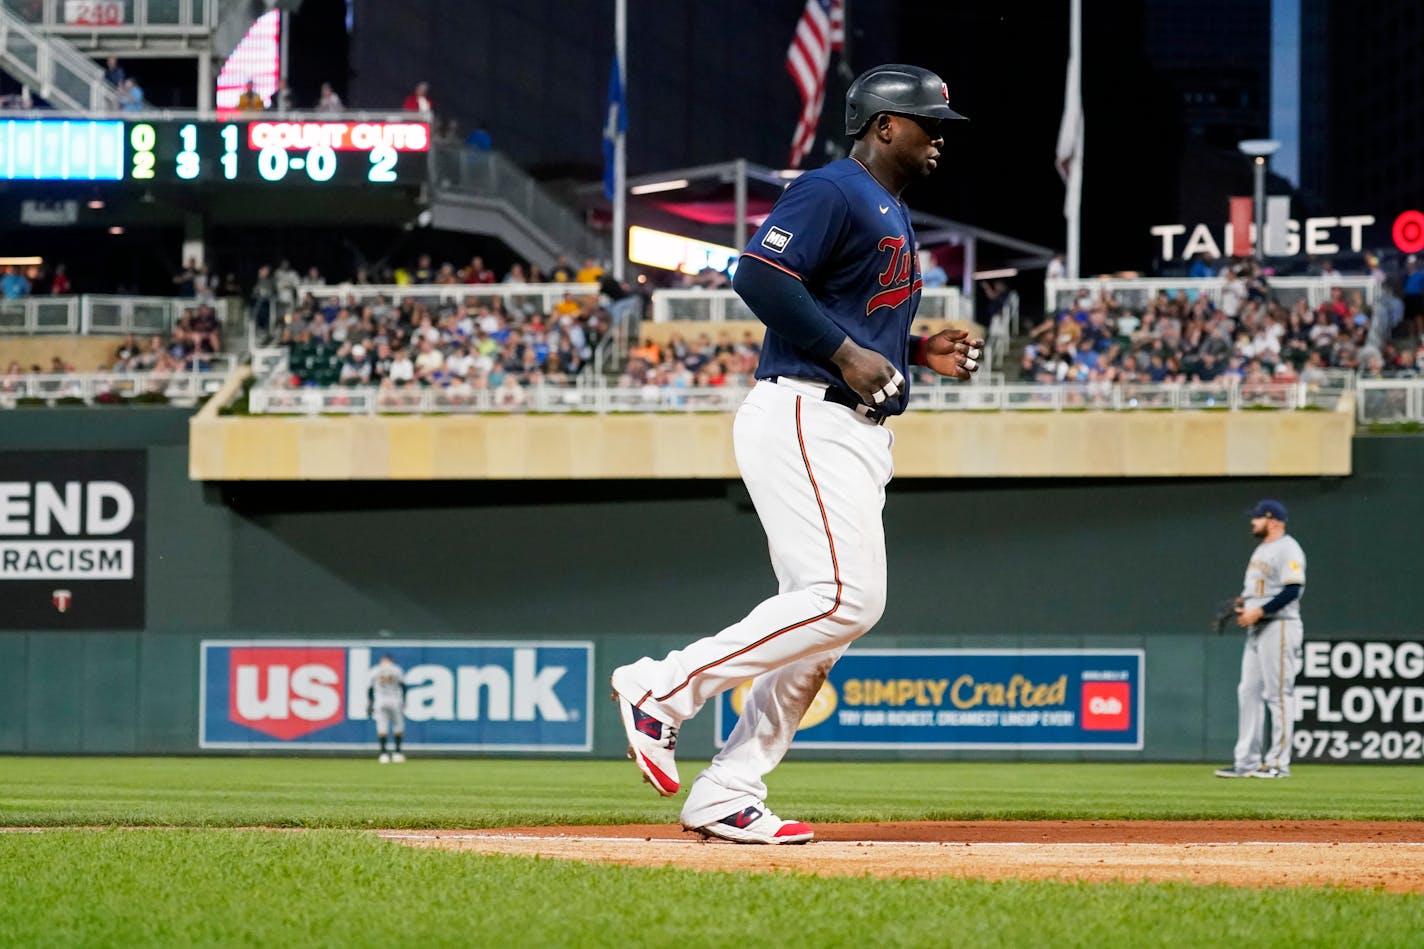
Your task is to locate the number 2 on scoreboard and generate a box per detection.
[130,123,156,179]
[368,147,397,182]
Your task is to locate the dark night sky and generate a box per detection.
[333,1,1188,274]
[327,1,1153,270]
[129,2,1187,279]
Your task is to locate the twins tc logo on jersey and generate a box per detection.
[866,235,923,315]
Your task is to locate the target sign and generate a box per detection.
[1393,210,1424,254]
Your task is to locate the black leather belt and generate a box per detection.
[771,377,886,424]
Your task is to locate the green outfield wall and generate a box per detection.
[1,409,1419,760]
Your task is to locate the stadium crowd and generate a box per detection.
[620,332,762,391]
[269,250,620,390]
[1022,258,1420,388]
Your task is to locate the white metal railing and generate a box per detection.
[0,5,122,110]
[3,0,217,33]
[0,295,79,332]
[1356,380,1424,424]
[650,287,973,324]
[0,365,234,406]
[430,146,609,263]
[0,294,228,334]
[251,345,288,379]
[295,282,601,317]
[80,294,229,335]
[249,377,1350,416]
[1046,276,1378,315]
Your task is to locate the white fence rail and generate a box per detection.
[1046,276,1377,315]
[250,377,1350,417]
[649,287,973,324]
[0,296,78,333]
[81,295,230,335]
[1356,380,1424,424]
[0,294,229,335]
[0,366,234,407]
[296,282,601,316]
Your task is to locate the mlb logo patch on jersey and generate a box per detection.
[761,226,793,252]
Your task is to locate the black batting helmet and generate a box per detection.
[844,64,968,136]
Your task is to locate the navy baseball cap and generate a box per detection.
[1249,499,1289,521]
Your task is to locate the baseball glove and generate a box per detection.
[1210,598,1243,636]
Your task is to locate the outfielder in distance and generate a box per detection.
[1216,500,1307,779]
[611,64,982,844]
[368,654,409,764]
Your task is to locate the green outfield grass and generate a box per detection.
[1,758,1421,948]
[1,757,1421,827]
[1,829,1421,949]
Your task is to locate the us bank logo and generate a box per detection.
[201,640,592,751]
[716,649,1143,750]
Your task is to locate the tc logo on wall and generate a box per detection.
[0,451,146,629]
[200,640,593,751]
[717,649,1144,750]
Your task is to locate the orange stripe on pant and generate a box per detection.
[642,394,842,708]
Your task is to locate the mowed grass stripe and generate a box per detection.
[0,758,1421,826]
[2,752,1424,820]
[0,830,1421,949]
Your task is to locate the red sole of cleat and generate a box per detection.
[638,753,679,796]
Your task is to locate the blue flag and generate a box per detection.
[602,54,626,201]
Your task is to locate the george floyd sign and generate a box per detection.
[0,451,146,629]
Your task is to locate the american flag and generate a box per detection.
[785,0,844,168]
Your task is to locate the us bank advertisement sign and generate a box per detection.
[201,641,593,751]
[0,450,146,629]
[716,650,1144,750]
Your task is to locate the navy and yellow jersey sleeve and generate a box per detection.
[742,175,850,282]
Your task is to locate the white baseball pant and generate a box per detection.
[374,701,405,737]
[1233,618,1304,773]
[617,377,893,827]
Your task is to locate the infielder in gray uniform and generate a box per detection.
[368,654,408,764]
[1216,499,1306,779]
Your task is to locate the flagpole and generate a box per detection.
[838,0,854,79]
[612,0,627,281]
[1066,0,1082,279]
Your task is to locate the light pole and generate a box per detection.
[1237,139,1280,260]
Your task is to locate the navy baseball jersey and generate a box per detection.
[742,157,922,414]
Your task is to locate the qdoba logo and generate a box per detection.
[1081,681,1131,731]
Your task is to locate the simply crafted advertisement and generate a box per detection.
[716,650,1144,750]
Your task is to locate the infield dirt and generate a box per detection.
[382,821,1424,893]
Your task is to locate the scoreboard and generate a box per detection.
[0,118,430,186]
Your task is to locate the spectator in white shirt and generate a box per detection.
[414,338,444,380]
[316,82,344,112]
[387,349,414,386]
[445,346,475,380]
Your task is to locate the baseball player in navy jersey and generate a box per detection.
[611,64,981,844]
[368,654,409,763]
[1216,500,1306,779]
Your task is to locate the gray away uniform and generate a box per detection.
[1233,534,1306,774]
